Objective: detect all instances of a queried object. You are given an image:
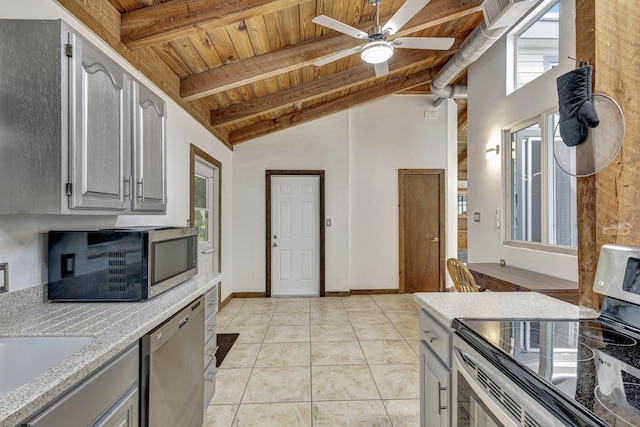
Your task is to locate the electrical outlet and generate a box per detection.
[500,259,506,267]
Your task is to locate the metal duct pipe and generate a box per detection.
[431,21,505,105]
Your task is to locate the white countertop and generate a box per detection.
[414,292,599,327]
[0,273,221,427]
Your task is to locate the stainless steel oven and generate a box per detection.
[452,244,640,427]
[452,333,568,427]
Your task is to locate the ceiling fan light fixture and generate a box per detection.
[360,41,394,64]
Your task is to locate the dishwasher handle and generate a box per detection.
[178,315,189,329]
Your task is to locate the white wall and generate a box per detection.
[349,96,458,290]
[232,112,350,293]
[0,0,233,299]
[467,0,578,281]
[233,95,458,293]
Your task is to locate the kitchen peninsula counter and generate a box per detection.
[0,273,222,427]
[414,291,597,327]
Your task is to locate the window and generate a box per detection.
[506,110,577,251]
[513,1,559,89]
[457,193,467,215]
[194,173,209,242]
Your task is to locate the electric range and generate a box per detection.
[453,244,640,427]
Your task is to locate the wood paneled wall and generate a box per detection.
[576,0,640,309]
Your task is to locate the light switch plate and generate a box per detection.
[0,263,7,293]
[326,219,332,227]
[474,212,481,222]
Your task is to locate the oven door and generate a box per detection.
[452,335,567,427]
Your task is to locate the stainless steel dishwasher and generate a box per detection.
[141,296,204,427]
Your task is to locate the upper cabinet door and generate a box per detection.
[132,81,167,212]
[68,32,130,211]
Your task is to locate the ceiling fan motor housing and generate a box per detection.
[360,41,394,64]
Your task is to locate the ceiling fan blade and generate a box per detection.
[312,15,368,39]
[313,46,362,67]
[383,0,432,35]
[374,61,389,77]
[391,37,455,50]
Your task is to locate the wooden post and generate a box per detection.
[576,0,640,309]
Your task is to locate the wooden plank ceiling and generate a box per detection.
[68,0,483,149]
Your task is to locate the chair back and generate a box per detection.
[446,258,479,292]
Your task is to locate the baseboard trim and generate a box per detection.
[233,292,267,298]
[221,289,401,302]
[350,289,400,295]
[324,291,351,297]
[220,293,234,310]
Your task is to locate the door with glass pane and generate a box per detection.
[194,159,219,275]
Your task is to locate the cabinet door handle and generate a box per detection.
[137,178,144,200]
[424,332,437,343]
[123,176,132,200]
[438,382,448,415]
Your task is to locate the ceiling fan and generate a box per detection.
[312,0,455,77]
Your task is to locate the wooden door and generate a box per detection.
[399,169,445,293]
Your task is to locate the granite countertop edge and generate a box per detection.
[413,291,599,327]
[0,272,222,427]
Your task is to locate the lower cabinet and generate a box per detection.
[23,343,139,427]
[420,309,452,427]
[420,342,450,427]
[203,284,219,411]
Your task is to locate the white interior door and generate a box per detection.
[271,175,320,297]
[194,159,219,274]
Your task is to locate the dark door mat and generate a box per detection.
[215,333,239,368]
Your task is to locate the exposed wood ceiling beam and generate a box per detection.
[228,69,432,144]
[211,47,461,127]
[458,148,468,168]
[121,0,303,49]
[181,0,482,100]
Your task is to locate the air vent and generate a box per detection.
[108,251,127,291]
[461,350,544,426]
[524,413,543,427]
[481,0,535,30]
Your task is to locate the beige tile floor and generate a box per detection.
[204,294,422,427]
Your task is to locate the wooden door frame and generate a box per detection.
[398,169,446,293]
[266,170,325,297]
[190,144,223,307]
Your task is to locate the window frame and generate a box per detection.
[502,108,577,256]
[508,0,560,93]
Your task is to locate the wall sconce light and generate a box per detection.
[485,144,500,160]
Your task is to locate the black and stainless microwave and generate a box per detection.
[47,227,198,301]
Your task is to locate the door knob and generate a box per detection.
[431,237,439,242]
[273,234,278,239]
[273,243,278,248]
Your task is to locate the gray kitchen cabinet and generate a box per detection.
[0,19,166,215]
[68,30,131,211]
[131,81,167,212]
[420,309,451,427]
[23,343,139,427]
[203,284,218,411]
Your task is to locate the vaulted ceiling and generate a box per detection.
[57,0,481,159]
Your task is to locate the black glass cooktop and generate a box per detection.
[455,318,640,427]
